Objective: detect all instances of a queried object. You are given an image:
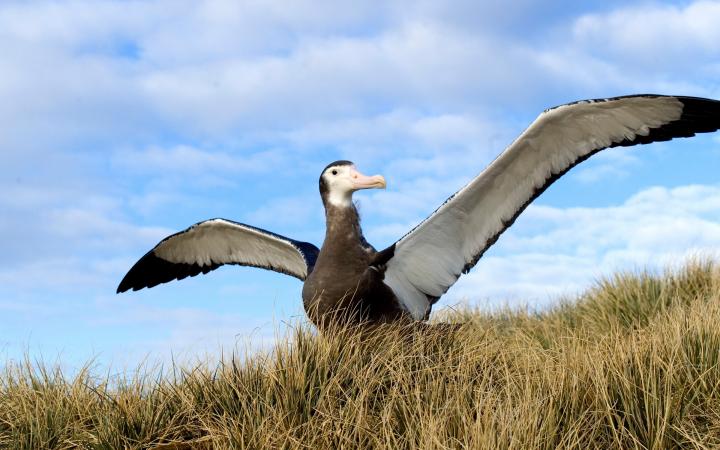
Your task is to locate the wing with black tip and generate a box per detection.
[382,95,720,320]
[117,218,319,293]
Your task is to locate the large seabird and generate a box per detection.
[118,94,720,327]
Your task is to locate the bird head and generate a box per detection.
[319,160,386,208]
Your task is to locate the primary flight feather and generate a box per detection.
[118,94,720,327]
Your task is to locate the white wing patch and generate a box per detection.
[118,218,319,293]
[385,96,688,320]
[154,219,312,280]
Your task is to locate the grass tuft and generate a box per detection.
[2,260,720,449]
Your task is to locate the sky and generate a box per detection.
[2,0,720,370]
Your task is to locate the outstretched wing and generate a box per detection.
[117,218,319,293]
[382,95,720,320]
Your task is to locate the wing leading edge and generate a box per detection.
[382,95,720,320]
[117,218,319,293]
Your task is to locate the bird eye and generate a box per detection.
[331,170,338,175]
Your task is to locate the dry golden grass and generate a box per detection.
[2,260,720,449]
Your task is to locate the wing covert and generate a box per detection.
[117,218,319,293]
[382,95,720,320]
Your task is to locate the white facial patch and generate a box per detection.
[324,165,355,207]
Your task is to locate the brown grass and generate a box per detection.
[2,260,720,449]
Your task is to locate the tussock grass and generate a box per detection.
[2,260,720,449]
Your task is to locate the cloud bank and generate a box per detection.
[1,0,719,366]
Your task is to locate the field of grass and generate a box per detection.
[2,260,720,449]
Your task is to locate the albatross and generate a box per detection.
[118,94,720,327]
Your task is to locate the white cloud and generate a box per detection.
[0,182,171,290]
[571,146,641,183]
[0,1,148,50]
[287,110,509,157]
[575,1,720,54]
[245,195,323,229]
[0,257,131,292]
[572,1,720,72]
[441,184,720,310]
[114,145,282,176]
[363,174,471,223]
[4,0,716,162]
[139,23,514,132]
[2,0,720,367]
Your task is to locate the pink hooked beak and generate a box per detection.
[349,166,387,190]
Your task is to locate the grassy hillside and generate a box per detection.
[2,260,720,449]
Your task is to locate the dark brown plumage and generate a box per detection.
[302,201,408,329]
[116,95,720,331]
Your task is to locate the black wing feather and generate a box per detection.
[612,96,720,147]
[117,219,319,293]
[382,94,720,320]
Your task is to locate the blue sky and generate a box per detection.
[2,0,720,369]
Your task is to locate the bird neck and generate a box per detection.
[324,203,363,244]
